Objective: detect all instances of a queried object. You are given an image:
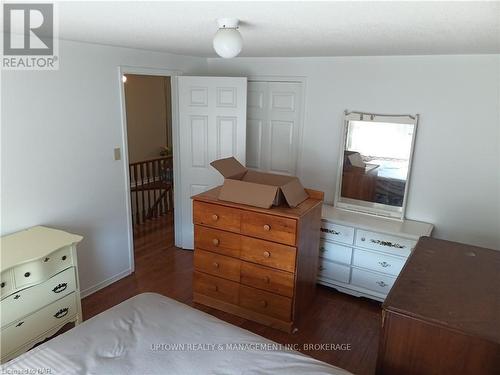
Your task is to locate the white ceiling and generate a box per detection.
[59,1,500,57]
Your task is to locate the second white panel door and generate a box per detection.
[247,81,303,176]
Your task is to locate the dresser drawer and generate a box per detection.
[352,249,406,276]
[194,225,240,258]
[12,246,74,289]
[194,249,240,282]
[193,272,239,305]
[351,268,396,295]
[319,240,352,265]
[318,259,351,283]
[240,237,296,272]
[240,262,294,298]
[193,201,241,233]
[320,221,354,245]
[239,285,292,321]
[0,270,13,299]
[1,267,77,328]
[1,292,77,357]
[241,212,297,246]
[355,230,415,257]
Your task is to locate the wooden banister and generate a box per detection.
[129,156,173,226]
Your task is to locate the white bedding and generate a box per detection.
[2,293,351,375]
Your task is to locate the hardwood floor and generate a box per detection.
[82,215,382,375]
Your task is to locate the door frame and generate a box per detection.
[118,66,182,273]
[247,75,307,179]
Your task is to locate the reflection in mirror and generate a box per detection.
[336,112,418,219]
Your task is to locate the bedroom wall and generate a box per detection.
[207,55,500,250]
[1,40,207,296]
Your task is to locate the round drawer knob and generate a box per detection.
[264,276,271,284]
[361,237,366,242]
[211,214,219,221]
[0,282,5,288]
[62,255,67,261]
[213,262,219,268]
[44,257,50,262]
[263,224,271,231]
[212,238,220,246]
[24,272,31,278]
[260,300,268,308]
[263,251,271,258]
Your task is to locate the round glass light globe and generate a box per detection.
[213,28,242,58]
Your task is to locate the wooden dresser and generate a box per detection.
[377,237,500,375]
[1,226,83,363]
[192,187,323,332]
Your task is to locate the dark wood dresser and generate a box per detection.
[192,187,323,332]
[377,237,500,375]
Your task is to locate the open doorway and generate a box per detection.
[123,73,174,256]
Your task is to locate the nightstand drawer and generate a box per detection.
[194,249,240,282]
[240,237,296,272]
[355,230,415,257]
[240,262,294,298]
[320,221,354,245]
[351,268,396,294]
[1,292,77,357]
[241,212,297,246]
[319,240,352,265]
[193,201,241,233]
[239,285,292,321]
[318,259,351,283]
[1,267,77,327]
[193,272,239,305]
[194,225,240,258]
[352,249,406,276]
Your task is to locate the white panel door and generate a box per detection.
[177,76,247,249]
[246,81,302,175]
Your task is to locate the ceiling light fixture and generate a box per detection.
[213,18,242,58]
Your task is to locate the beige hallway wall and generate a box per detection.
[125,74,171,163]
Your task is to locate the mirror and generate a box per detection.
[335,111,418,219]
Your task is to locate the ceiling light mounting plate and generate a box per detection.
[217,18,239,29]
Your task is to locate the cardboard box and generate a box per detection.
[210,157,309,209]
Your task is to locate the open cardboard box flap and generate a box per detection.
[210,157,309,208]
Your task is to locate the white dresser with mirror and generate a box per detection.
[318,111,433,301]
[318,206,433,301]
[0,226,83,363]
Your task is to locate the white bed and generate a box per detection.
[2,293,351,374]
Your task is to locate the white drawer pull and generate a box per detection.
[376,281,388,287]
[212,238,220,246]
[52,283,68,293]
[263,224,271,231]
[263,251,271,258]
[321,228,340,235]
[371,239,405,249]
[378,261,391,268]
[54,308,69,319]
[211,214,219,221]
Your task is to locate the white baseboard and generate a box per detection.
[80,268,132,298]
